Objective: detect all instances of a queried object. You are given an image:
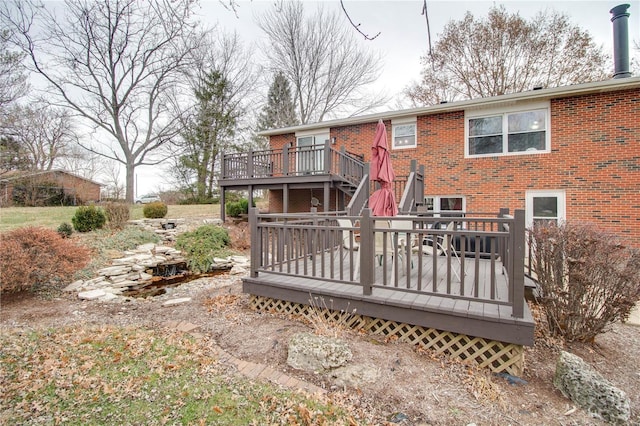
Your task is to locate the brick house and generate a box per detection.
[0,169,102,206]
[220,77,640,247]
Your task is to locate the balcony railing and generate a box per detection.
[221,141,366,187]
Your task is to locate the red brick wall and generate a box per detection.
[268,88,640,246]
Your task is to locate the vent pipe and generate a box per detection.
[610,4,631,79]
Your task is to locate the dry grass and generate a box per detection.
[0,204,220,233]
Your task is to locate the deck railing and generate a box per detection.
[249,208,526,318]
[221,142,366,184]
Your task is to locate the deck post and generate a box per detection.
[498,208,509,265]
[220,188,226,223]
[323,182,330,213]
[360,208,374,295]
[247,150,254,178]
[323,140,331,173]
[283,143,290,176]
[249,207,259,278]
[511,209,525,318]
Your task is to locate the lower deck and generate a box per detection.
[244,252,534,346]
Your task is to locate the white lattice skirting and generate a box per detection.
[249,295,524,376]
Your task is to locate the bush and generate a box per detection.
[225,198,252,218]
[104,202,130,230]
[57,222,73,238]
[175,225,231,273]
[143,201,168,219]
[0,227,90,293]
[530,221,640,342]
[71,205,106,232]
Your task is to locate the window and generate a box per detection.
[424,196,465,218]
[296,130,329,173]
[525,190,565,227]
[466,104,549,157]
[392,118,416,149]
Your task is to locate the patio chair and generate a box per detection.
[421,221,461,280]
[335,218,360,278]
[391,218,416,270]
[375,220,408,277]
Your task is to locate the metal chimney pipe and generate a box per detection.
[610,4,631,79]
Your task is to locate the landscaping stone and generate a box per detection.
[162,297,192,306]
[554,351,630,424]
[287,332,352,372]
[78,289,107,300]
[63,280,84,292]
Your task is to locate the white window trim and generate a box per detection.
[465,101,551,158]
[391,116,417,150]
[525,189,566,228]
[424,195,466,216]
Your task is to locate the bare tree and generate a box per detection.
[406,6,609,106]
[1,104,75,171]
[99,160,125,200]
[1,0,204,202]
[258,1,386,124]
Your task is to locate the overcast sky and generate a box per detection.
[134,0,640,196]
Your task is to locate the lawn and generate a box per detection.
[0,326,359,425]
[0,204,220,233]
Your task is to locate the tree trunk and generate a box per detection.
[126,164,135,203]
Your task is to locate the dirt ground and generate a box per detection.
[1,221,639,425]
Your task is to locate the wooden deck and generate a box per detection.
[244,210,535,347]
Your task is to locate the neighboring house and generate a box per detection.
[220,76,640,247]
[0,170,102,206]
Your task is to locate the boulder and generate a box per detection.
[554,351,630,424]
[287,332,352,372]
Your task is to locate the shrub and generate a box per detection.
[530,221,640,342]
[104,202,130,230]
[225,198,253,218]
[0,227,90,293]
[143,201,168,219]
[175,225,231,273]
[57,222,73,238]
[72,205,106,232]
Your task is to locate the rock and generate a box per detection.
[287,332,352,372]
[331,364,380,388]
[99,292,118,301]
[137,243,157,251]
[554,351,630,424]
[63,280,84,292]
[78,289,107,300]
[162,297,192,306]
[97,265,132,276]
[229,265,248,275]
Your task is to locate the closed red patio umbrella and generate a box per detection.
[369,120,398,216]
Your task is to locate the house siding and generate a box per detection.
[268,87,640,247]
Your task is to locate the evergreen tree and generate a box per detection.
[253,72,298,150]
[180,70,238,199]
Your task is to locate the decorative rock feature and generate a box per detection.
[64,244,249,302]
[554,351,630,424]
[128,218,222,243]
[287,332,352,372]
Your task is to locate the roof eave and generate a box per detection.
[258,77,640,136]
